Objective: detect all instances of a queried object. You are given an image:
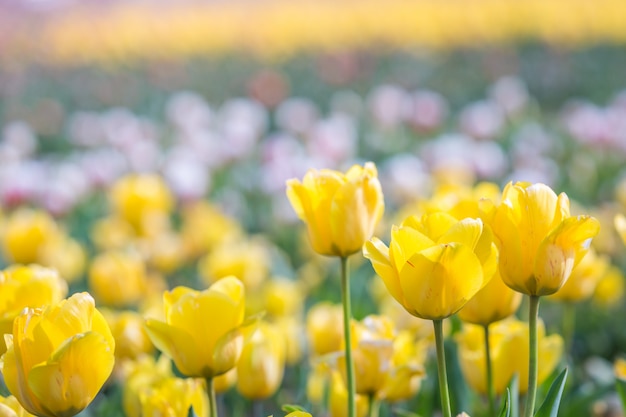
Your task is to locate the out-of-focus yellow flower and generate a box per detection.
[549,248,610,303]
[593,265,625,308]
[102,310,155,362]
[139,377,208,417]
[1,208,60,264]
[38,236,86,284]
[140,232,187,274]
[307,361,367,417]
[180,201,242,259]
[122,355,173,417]
[198,238,271,291]
[236,321,286,400]
[263,278,304,318]
[0,395,35,417]
[2,292,115,417]
[493,182,600,296]
[0,264,68,355]
[306,302,344,356]
[615,214,626,246]
[286,162,384,258]
[458,269,522,326]
[88,250,148,307]
[213,368,237,394]
[338,316,426,401]
[328,370,368,417]
[615,358,626,380]
[109,173,174,235]
[90,216,135,251]
[145,276,246,379]
[274,316,304,365]
[456,318,563,395]
[379,331,427,403]
[364,212,497,320]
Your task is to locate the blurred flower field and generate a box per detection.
[1,1,626,417]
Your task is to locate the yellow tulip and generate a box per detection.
[180,201,243,259]
[0,395,35,417]
[306,302,344,356]
[286,162,384,257]
[122,355,173,417]
[0,264,68,355]
[88,250,148,308]
[364,212,497,320]
[548,248,609,302]
[90,216,135,251]
[284,412,312,417]
[213,368,237,394]
[615,214,626,246]
[109,174,174,235]
[458,268,522,326]
[493,182,600,296]
[593,265,625,308]
[456,318,563,395]
[328,371,369,417]
[198,238,271,291]
[236,321,286,400]
[145,276,246,378]
[1,209,60,264]
[338,316,426,400]
[263,278,304,318]
[2,292,115,417]
[103,310,155,361]
[38,236,86,284]
[139,377,208,417]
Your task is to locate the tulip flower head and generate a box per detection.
[364,212,497,320]
[493,182,600,296]
[145,276,246,379]
[1,292,115,417]
[236,321,286,400]
[456,318,563,395]
[0,265,68,355]
[286,162,384,258]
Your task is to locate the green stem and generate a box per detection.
[524,295,540,417]
[484,324,496,417]
[434,319,452,417]
[206,377,218,417]
[368,393,381,417]
[562,302,576,361]
[340,256,356,417]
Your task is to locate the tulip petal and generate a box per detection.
[399,244,484,320]
[615,214,626,245]
[144,319,200,377]
[390,226,434,270]
[533,215,601,296]
[438,218,482,250]
[27,332,114,417]
[363,238,406,307]
[38,293,96,349]
[212,328,245,377]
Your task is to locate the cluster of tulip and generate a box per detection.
[0,157,623,417]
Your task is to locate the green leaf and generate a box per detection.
[534,368,568,417]
[187,406,199,417]
[281,404,307,413]
[616,378,626,414]
[508,373,519,417]
[499,388,511,417]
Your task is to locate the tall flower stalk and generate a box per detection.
[340,256,356,417]
[492,182,600,417]
[286,162,385,417]
[364,212,498,417]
